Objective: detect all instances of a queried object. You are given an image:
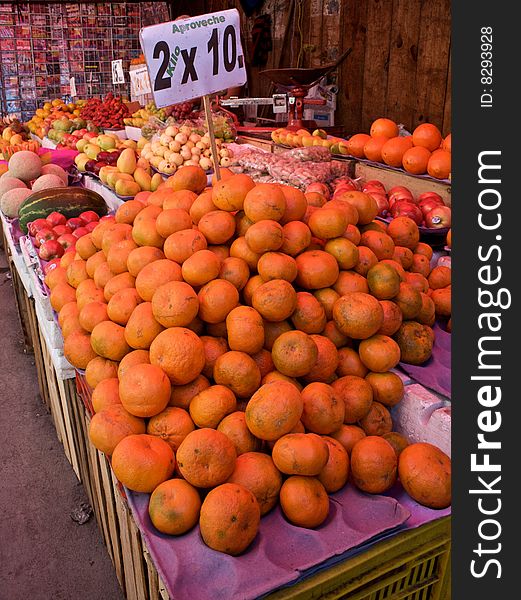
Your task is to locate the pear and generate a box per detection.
[134,167,152,191]
[117,148,137,175]
[99,166,119,185]
[150,173,163,192]
[115,179,141,198]
[107,171,134,189]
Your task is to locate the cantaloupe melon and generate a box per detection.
[40,163,68,184]
[31,173,66,193]
[0,187,33,218]
[8,151,42,182]
[0,176,27,200]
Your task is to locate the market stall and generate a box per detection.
[1,4,452,600]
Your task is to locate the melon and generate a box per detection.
[0,176,27,200]
[0,187,33,218]
[40,163,68,184]
[8,151,42,182]
[31,173,67,193]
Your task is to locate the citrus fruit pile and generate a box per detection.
[43,165,451,555]
[347,118,451,180]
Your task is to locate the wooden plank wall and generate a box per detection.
[171,0,451,136]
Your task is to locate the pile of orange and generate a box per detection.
[347,118,451,180]
[45,165,451,555]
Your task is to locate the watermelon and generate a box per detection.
[18,187,108,234]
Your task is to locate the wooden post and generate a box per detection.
[202,94,221,181]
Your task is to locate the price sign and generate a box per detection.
[129,65,152,97]
[139,9,247,108]
[69,77,77,98]
[112,59,125,85]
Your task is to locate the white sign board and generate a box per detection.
[129,65,152,97]
[139,9,247,108]
[112,59,125,85]
[69,77,77,98]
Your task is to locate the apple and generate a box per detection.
[56,233,77,249]
[39,239,65,260]
[72,226,89,239]
[389,189,415,205]
[391,201,423,225]
[363,180,386,194]
[64,244,77,254]
[66,217,85,230]
[79,210,100,223]
[46,211,67,227]
[418,191,444,204]
[52,224,73,237]
[43,257,62,274]
[306,182,331,199]
[36,228,57,247]
[100,215,116,223]
[28,218,51,237]
[85,221,98,232]
[368,192,390,216]
[84,159,98,173]
[419,197,444,216]
[424,205,452,228]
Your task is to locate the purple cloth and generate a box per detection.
[398,322,451,398]
[125,483,449,600]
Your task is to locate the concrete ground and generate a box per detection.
[0,249,124,600]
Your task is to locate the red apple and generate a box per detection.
[85,221,98,232]
[57,233,77,249]
[367,192,390,216]
[46,211,67,227]
[79,210,100,223]
[52,224,73,237]
[306,182,331,200]
[388,185,412,197]
[418,191,444,204]
[29,218,52,237]
[43,257,62,274]
[72,226,89,239]
[39,240,65,260]
[424,205,452,228]
[419,197,444,216]
[100,215,116,223]
[391,201,423,225]
[66,217,85,231]
[389,190,415,205]
[333,181,358,195]
[36,228,57,247]
[363,179,386,194]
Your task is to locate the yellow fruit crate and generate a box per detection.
[264,516,450,600]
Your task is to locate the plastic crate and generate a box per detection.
[264,516,450,600]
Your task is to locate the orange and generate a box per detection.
[334,270,369,295]
[291,292,327,334]
[257,251,298,283]
[118,349,150,379]
[212,173,255,211]
[103,272,136,303]
[271,330,318,378]
[412,123,443,152]
[166,165,207,193]
[324,237,359,270]
[301,382,344,434]
[281,221,312,256]
[147,407,195,451]
[393,246,414,269]
[442,133,451,153]
[354,245,378,276]
[88,405,145,456]
[169,374,210,409]
[330,425,366,454]
[50,282,77,312]
[279,476,329,528]
[381,136,414,167]
[150,327,205,385]
[189,385,237,428]
[252,279,297,322]
[377,300,404,336]
[334,191,377,225]
[198,278,239,323]
[190,190,217,224]
[428,265,451,289]
[219,257,250,290]
[135,259,182,301]
[75,234,98,260]
[272,433,329,476]
[318,436,350,492]
[151,280,199,327]
[333,292,384,339]
[394,321,434,365]
[61,314,86,339]
[402,146,431,175]
[163,229,207,264]
[332,375,373,423]
[308,207,348,239]
[148,479,201,535]
[350,436,397,493]
[414,242,434,260]
[279,185,307,224]
[417,292,436,326]
[45,266,68,290]
[200,335,229,378]
[226,306,264,354]
[313,288,340,320]
[91,377,121,414]
[383,432,410,457]
[226,452,282,515]
[410,253,432,278]
[63,331,97,369]
[346,133,371,158]
[213,351,261,398]
[427,149,451,179]
[115,199,144,224]
[394,282,422,319]
[126,246,165,278]
[106,239,138,274]
[229,236,262,270]
[365,372,404,407]
[107,288,142,326]
[155,208,192,238]
[111,434,175,493]
[199,483,260,555]
[124,302,164,350]
[119,363,171,418]
[243,183,286,223]
[85,357,119,393]
[370,118,399,139]
[161,189,198,212]
[245,219,283,253]
[358,334,401,372]
[366,263,400,300]
[262,319,293,350]
[217,412,262,456]
[337,347,368,378]
[176,428,237,487]
[398,443,451,508]
[198,210,236,244]
[245,381,303,441]
[304,334,339,382]
[359,401,393,436]
[405,272,429,293]
[363,136,389,162]
[251,348,275,379]
[295,250,339,290]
